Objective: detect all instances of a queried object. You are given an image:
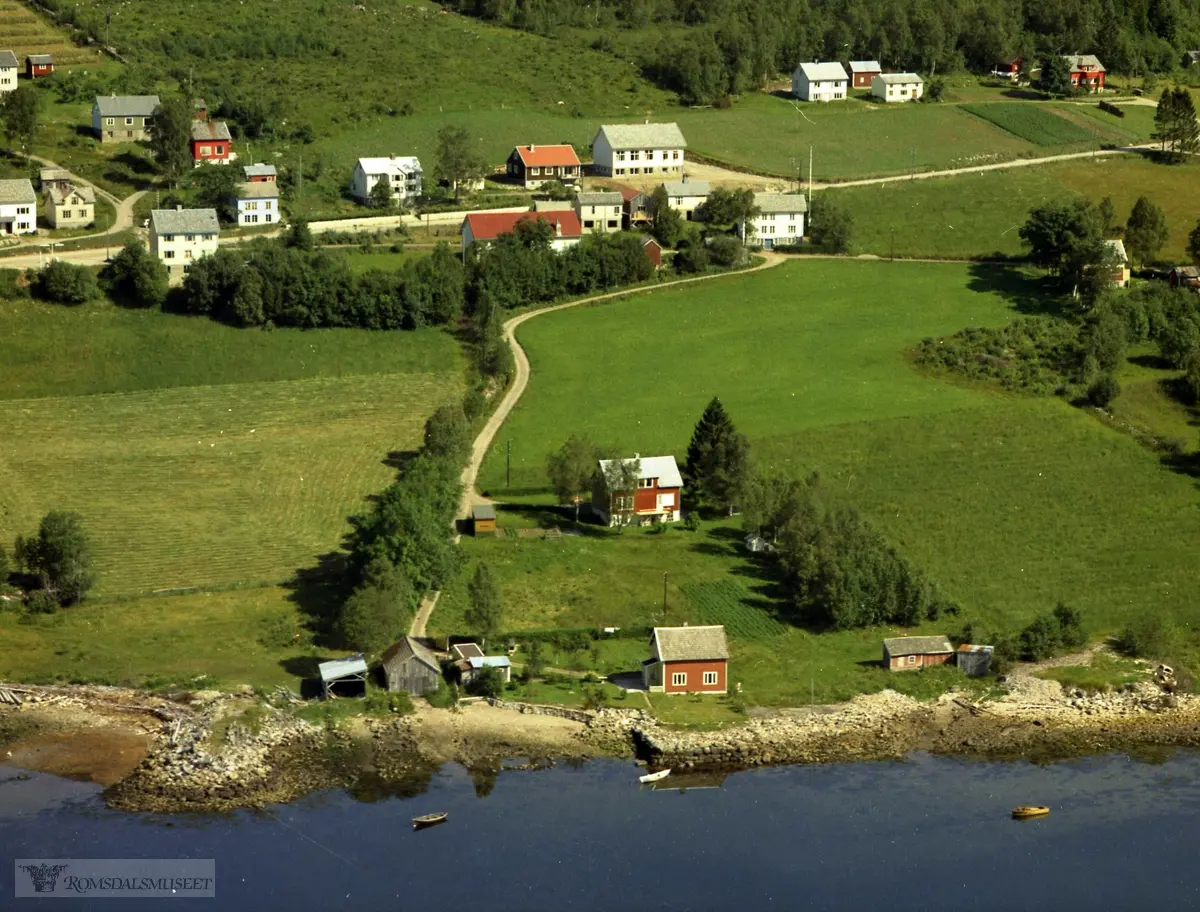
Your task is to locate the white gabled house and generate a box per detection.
[574,191,623,233]
[351,155,423,205]
[591,122,686,178]
[46,183,95,229]
[661,175,709,220]
[92,95,161,143]
[792,62,849,101]
[871,73,924,103]
[739,193,806,250]
[0,179,36,234]
[0,50,17,94]
[149,207,219,282]
[235,181,279,227]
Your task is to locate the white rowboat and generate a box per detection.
[639,769,671,784]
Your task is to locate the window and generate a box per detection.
[616,151,626,161]
[265,214,272,223]
[106,117,114,126]
[530,167,540,176]
[215,145,224,154]
[248,215,258,224]
[163,234,174,242]
[185,234,194,242]
[703,671,718,686]
[671,672,687,687]
[183,264,191,273]
[607,220,617,229]
[644,149,653,158]
[164,251,175,259]
[125,117,133,125]
[638,478,654,488]
[203,234,213,241]
[184,249,193,260]
[907,655,917,665]
[246,201,257,211]
[788,225,796,234]
[615,168,625,176]
[615,495,634,511]
[16,207,28,215]
[630,151,640,161]
[264,201,272,210]
[583,220,594,229]
[672,151,679,160]
[629,168,639,175]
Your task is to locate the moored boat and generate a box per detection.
[639,768,671,784]
[412,812,448,830]
[1011,806,1050,820]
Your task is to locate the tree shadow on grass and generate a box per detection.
[278,657,333,698]
[284,550,352,648]
[382,449,419,472]
[1128,353,1174,371]
[494,502,611,536]
[966,262,1063,316]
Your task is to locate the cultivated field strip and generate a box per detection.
[0,0,100,65]
[0,372,461,596]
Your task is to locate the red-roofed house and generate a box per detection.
[461,210,583,253]
[506,144,581,189]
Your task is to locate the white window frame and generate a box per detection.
[703,671,718,686]
[907,655,917,665]
[638,478,654,488]
[671,672,687,687]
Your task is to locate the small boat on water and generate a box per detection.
[412,813,448,830]
[639,769,671,784]
[1011,806,1050,820]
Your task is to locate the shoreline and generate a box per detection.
[3,677,1199,813]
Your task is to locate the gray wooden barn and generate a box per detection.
[381,636,443,696]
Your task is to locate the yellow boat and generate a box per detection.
[1011,806,1050,820]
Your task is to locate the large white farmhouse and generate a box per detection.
[738,193,807,250]
[150,208,219,282]
[591,123,686,178]
[351,155,423,205]
[0,178,36,235]
[792,62,849,101]
[0,50,17,94]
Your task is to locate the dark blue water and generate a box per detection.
[4,751,1200,910]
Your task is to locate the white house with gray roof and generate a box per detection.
[150,207,219,281]
[739,193,806,249]
[93,95,161,143]
[0,179,36,234]
[792,61,849,101]
[574,190,623,233]
[661,175,710,220]
[234,181,279,227]
[0,50,18,94]
[871,72,924,102]
[46,183,95,229]
[591,122,686,178]
[351,155,423,205]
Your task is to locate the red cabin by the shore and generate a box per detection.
[643,625,729,695]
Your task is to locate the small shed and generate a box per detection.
[472,504,497,535]
[26,54,52,79]
[641,236,663,269]
[882,635,954,672]
[318,654,368,698]
[466,655,512,684]
[381,636,443,695]
[956,644,994,677]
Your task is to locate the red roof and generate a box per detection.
[618,186,644,202]
[464,210,582,242]
[513,144,581,168]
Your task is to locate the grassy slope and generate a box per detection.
[436,260,1200,704]
[833,155,1200,260]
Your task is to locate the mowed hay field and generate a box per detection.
[0,0,105,66]
[0,299,464,597]
[464,261,1200,667]
[833,155,1200,260]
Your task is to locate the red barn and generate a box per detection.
[25,54,52,78]
[882,636,954,672]
[191,120,233,166]
[641,236,663,268]
[1066,55,1105,90]
[643,625,729,695]
[593,454,682,527]
[848,60,881,89]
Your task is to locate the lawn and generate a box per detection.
[435,259,1200,705]
[832,154,1200,260]
[960,103,1098,146]
[0,298,464,597]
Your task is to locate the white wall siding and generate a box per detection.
[0,66,16,93]
[236,196,278,226]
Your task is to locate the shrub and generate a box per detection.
[683,511,701,532]
[364,688,414,715]
[466,665,505,698]
[25,589,59,614]
[1087,373,1121,407]
[257,612,302,649]
[707,234,745,267]
[581,685,609,710]
[673,242,710,274]
[31,260,98,305]
[1117,613,1176,659]
[1053,601,1087,648]
[1018,613,1061,660]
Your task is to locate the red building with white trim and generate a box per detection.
[593,454,682,527]
[191,120,233,166]
[25,54,52,78]
[643,625,729,694]
[1065,55,1105,90]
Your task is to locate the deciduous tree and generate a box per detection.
[648,185,684,248]
[3,85,37,156]
[23,511,93,606]
[336,558,411,654]
[600,455,641,530]
[368,176,394,210]
[148,96,194,187]
[31,260,99,305]
[546,435,599,520]
[100,239,168,308]
[1125,196,1168,265]
[190,164,241,223]
[465,563,504,646]
[808,193,852,254]
[683,397,749,515]
[433,125,485,201]
[1188,219,1200,266]
[423,404,470,461]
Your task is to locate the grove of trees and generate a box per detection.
[11,511,95,608]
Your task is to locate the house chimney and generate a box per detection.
[633,452,640,458]
[555,220,562,237]
[390,153,397,160]
[530,143,535,152]
[176,204,183,211]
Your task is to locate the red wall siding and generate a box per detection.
[663,659,726,693]
[192,141,231,162]
[889,653,953,671]
[853,73,876,87]
[633,484,678,513]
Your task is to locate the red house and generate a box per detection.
[882,636,954,672]
[848,60,881,89]
[593,454,682,526]
[643,625,729,694]
[1066,55,1105,90]
[191,120,233,166]
[25,54,52,78]
[992,56,1022,81]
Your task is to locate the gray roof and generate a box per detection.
[796,61,849,82]
[652,625,729,662]
[467,656,511,670]
[1104,238,1128,264]
[0,178,36,204]
[236,181,278,200]
[1065,54,1105,72]
[472,504,496,520]
[877,72,924,85]
[243,163,276,178]
[753,192,808,214]
[47,184,95,205]
[662,179,710,197]
[27,54,52,65]
[318,654,368,683]
[192,119,232,142]
[595,122,687,151]
[0,51,17,69]
[452,642,484,659]
[848,60,881,72]
[883,636,953,656]
[381,636,442,673]
[94,94,161,117]
[39,167,70,183]
[597,454,683,489]
[576,191,624,205]
[150,208,220,236]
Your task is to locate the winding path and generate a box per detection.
[407,251,787,638]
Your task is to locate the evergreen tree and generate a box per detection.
[1152,87,1200,163]
[683,397,749,515]
[648,186,684,248]
[368,176,394,210]
[1189,219,1200,266]
[1124,196,1168,265]
[1036,55,1074,96]
[148,96,195,187]
[465,563,504,647]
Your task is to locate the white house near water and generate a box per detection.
[792,61,849,101]
[739,193,807,249]
[235,182,279,226]
[149,208,219,281]
[871,73,924,102]
[591,122,687,178]
[351,155,423,205]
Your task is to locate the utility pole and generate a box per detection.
[297,152,303,199]
[890,227,895,262]
[663,572,668,619]
[910,148,916,180]
[807,144,813,208]
[506,439,511,488]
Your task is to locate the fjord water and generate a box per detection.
[5,752,1200,910]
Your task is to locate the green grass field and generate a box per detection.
[832,154,1200,260]
[0,298,464,597]
[434,259,1200,705]
[960,103,1097,146]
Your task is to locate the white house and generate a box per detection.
[792,61,849,101]
[872,73,924,102]
[149,208,219,282]
[574,191,623,233]
[0,179,36,235]
[661,175,710,220]
[351,155,423,205]
[92,95,161,143]
[45,183,95,229]
[0,50,17,94]
[739,193,806,250]
[591,122,686,178]
[235,181,279,227]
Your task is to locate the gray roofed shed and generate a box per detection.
[0,178,36,204]
[27,54,52,65]
[94,94,161,118]
[471,504,496,521]
[651,625,729,662]
[451,642,485,659]
[243,163,277,178]
[318,654,368,698]
[381,636,443,695]
[150,208,220,236]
